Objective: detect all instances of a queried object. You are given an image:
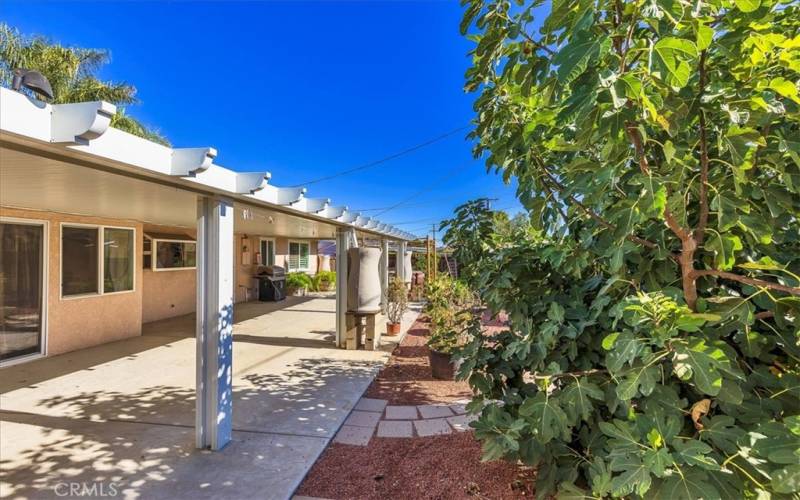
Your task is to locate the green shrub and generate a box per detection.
[452,0,800,492]
[286,272,312,292]
[313,270,336,291]
[424,275,477,354]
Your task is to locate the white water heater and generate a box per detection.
[319,254,332,272]
[347,247,382,313]
[403,251,413,284]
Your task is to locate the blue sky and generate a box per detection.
[3,1,523,238]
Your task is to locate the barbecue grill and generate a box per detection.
[254,265,286,301]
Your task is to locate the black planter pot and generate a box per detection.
[429,349,455,380]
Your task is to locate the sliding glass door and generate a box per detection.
[0,221,45,362]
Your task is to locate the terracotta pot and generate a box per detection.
[386,322,401,335]
[429,349,455,380]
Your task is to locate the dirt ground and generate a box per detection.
[296,316,534,500]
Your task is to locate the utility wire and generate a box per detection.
[401,204,520,235]
[354,200,444,212]
[385,216,446,225]
[371,163,473,218]
[291,125,469,187]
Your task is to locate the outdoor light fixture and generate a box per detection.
[12,68,54,100]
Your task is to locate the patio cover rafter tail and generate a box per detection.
[0,88,413,242]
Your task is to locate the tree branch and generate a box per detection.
[538,167,665,252]
[501,12,555,55]
[695,50,710,245]
[541,182,571,225]
[529,368,608,381]
[691,270,800,297]
[625,122,698,308]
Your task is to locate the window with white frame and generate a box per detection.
[152,239,196,270]
[259,238,275,266]
[61,225,135,297]
[287,241,309,272]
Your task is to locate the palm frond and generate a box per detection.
[111,108,171,147]
[0,22,168,144]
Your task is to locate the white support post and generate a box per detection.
[398,240,407,284]
[196,196,235,450]
[380,238,389,313]
[335,227,353,347]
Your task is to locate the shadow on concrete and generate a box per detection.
[0,335,179,395]
[0,356,380,499]
[233,332,335,349]
[142,295,328,340]
[233,295,332,323]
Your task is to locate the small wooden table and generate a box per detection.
[345,310,382,350]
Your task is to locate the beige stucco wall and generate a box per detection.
[142,269,196,322]
[274,237,319,275]
[234,235,319,302]
[141,231,322,312]
[1,207,143,356]
[235,233,258,303]
[0,207,325,357]
[140,224,197,323]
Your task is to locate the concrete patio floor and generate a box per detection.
[0,294,421,499]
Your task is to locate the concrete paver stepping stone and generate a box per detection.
[344,410,382,428]
[418,404,455,419]
[376,420,414,438]
[355,397,388,413]
[333,425,374,446]
[414,418,452,437]
[449,403,468,415]
[385,405,419,420]
[447,413,477,432]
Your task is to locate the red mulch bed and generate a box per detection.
[296,316,534,500]
[297,431,534,500]
[363,317,473,404]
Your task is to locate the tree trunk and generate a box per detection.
[680,236,698,311]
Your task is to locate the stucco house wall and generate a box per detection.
[1,206,143,356]
[233,235,319,303]
[140,224,197,323]
[0,206,327,358]
[274,237,319,275]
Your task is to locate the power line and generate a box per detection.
[400,204,521,234]
[291,125,469,187]
[354,201,443,212]
[371,163,473,218]
[385,216,445,225]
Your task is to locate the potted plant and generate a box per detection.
[426,307,472,379]
[286,272,312,296]
[313,270,336,292]
[424,275,476,379]
[385,276,408,335]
